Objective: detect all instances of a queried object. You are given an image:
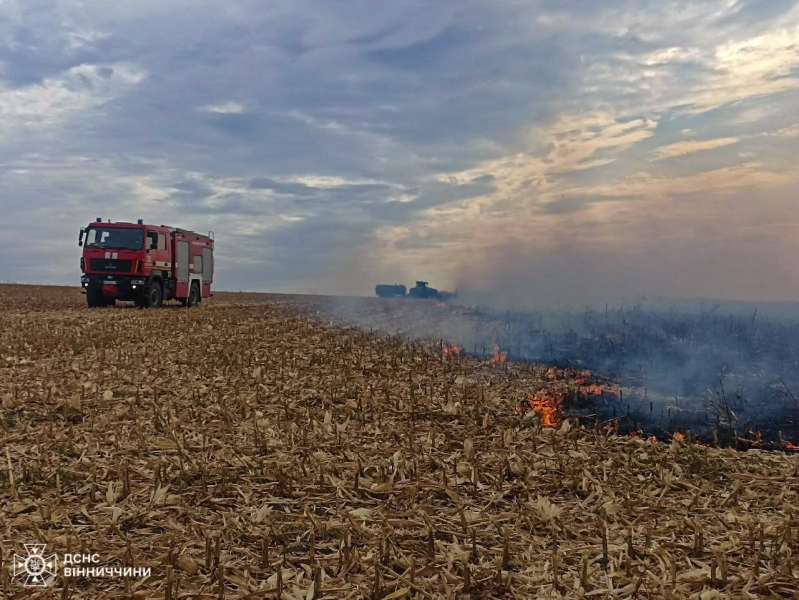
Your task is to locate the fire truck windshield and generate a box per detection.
[85,227,144,250]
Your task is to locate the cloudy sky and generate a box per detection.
[1,0,798,306]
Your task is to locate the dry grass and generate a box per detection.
[1,284,797,599]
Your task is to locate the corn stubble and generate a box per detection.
[1,284,798,599]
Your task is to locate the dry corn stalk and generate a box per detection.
[0,284,797,598]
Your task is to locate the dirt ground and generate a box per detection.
[1,285,797,599]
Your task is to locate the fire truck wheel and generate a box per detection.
[146,281,163,308]
[187,282,200,308]
[87,290,105,308]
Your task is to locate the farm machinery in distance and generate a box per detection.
[375,280,456,300]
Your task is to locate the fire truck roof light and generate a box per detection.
[96,217,102,222]
[137,219,143,224]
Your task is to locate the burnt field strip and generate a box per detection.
[313,295,799,448]
[1,285,798,598]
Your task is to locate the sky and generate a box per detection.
[0,0,798,306]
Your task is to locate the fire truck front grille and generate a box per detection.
[89,259,133,273]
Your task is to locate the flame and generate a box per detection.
[526,391,563,427]
[674,432,685,441]
[442,343,461,357]
[583,383,606,396]
[648,435,658,442]
[784,441,799,450]
[575,381,619,399]
[491,344,507,364]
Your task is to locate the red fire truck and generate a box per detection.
[78,218,214,308]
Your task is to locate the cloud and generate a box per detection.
[249,177,318,195]
[198,101,245,114]
[733,105,779,124]
[770,122,799,137]
[0,63,145,128]
[0,0,797,304]
[650,137,740,160]
[577,162,794,200]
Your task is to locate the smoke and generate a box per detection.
[431,183,799,310]
[315,293,799,443]
[303,178,799,445]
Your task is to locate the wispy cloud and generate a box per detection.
[198,101,245,114]
[770,122,799,137]
[650,137,740,160]
[0,0,797,303]
[0,64,145,128]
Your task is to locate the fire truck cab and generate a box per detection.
[78,218,214,308]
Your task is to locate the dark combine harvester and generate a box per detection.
[408,281,439,298]
[375,280,456,300]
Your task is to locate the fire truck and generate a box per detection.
[78,218,214,308]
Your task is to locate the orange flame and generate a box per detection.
[491,344,507,364]
[648,435,658,442]
[575,381,619,399]
[442,343,461,357]
[674,432,685,441]
[526,391,563,427]
[784,441,799,450]
[583,383,605,396]
[601,421,619,435]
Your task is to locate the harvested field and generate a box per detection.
[1,284,798,599]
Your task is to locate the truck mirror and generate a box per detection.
[78,228,84,247]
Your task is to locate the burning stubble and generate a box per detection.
[316,294,799,446]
